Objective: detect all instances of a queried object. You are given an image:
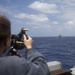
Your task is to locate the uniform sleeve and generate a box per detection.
[25,49,50,75]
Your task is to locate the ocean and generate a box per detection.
[32,37,75,69]
[16,37,75,69]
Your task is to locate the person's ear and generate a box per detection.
[4,38,8,46]
[4,37,10,46]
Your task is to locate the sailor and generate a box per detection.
[0,13,50,75]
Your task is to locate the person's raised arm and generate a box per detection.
[23,34,50,75]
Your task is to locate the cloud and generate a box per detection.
[51,0,75,31]
[62,0,75,7]
[28,1,60,14]
[63,21,75,30]
[66,21,74,24]
[52,21,59,24]
[0,5,13,15]
[14,13,49,22]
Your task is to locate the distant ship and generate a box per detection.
[58,35,62,38]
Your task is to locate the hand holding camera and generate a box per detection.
[23,35,32,49]
[7,28,32,56]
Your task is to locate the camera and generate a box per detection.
[7,28,28,56]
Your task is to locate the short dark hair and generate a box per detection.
[0,14,11,39]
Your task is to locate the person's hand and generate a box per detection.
[23,35,33,49]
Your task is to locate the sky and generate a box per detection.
[0,0,75,37]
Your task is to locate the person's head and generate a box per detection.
[0,13,11,55]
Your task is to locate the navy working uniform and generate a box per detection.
[0,49,50,75]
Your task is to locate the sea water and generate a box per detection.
[32,37,75,68]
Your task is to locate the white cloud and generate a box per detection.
[61,8,75,21]
[52,21,59,24]
[60,7,75,31]
[14,13,49,22]
[0,5,13,14]
[64,21,75,30]
[28,1,60,14]
[66,21,74,24]
[42,0,75,6]
[52,0,75,32]
[62,0,75,7]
